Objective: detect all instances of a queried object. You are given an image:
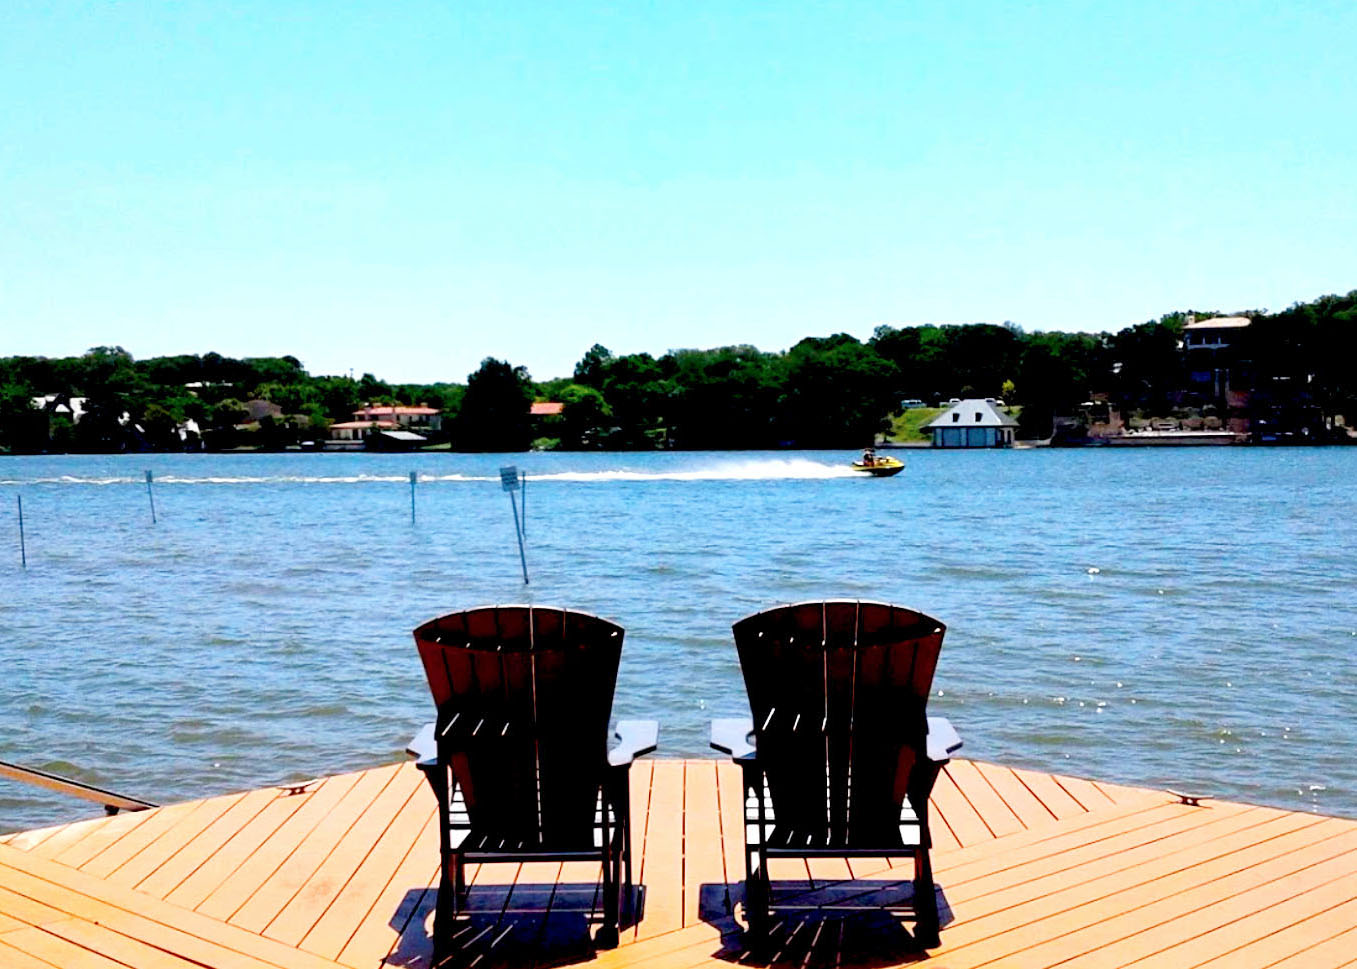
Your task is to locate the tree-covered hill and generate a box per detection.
[2,289,1354,452]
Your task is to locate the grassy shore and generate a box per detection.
[884,408,945,442]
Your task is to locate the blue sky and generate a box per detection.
[2,1,1354,383]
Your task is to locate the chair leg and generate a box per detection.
[596,792,621,950]
[620,776,635,912]
[453,852,467,899]
[426,763,456,962]
[742,766,771,946]
[908,762,944,950]
[744,857,770,944]
[913,848,941,949]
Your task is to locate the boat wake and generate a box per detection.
[1,459,858,487]
[518,459,856,482]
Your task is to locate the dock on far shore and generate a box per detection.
[1,757,1354,969]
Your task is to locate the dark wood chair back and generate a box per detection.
[733,600,946,849]
[414,605,624,850]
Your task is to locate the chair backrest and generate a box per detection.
[733,600,946,848]
[414,605,624,849]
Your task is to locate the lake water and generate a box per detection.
[2,448,1355,833]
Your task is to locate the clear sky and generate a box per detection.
[2,1,1354,384]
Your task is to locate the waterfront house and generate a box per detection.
[924,398,1019,448]
[328,419,399,443]
[1183,316,1252,410]
[30,394,87,424]
[353,404,442,431]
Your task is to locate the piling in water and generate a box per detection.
[410,471,417,524]
[500,466,529,584]
[17,494,26,569]
[145,470,157,525]
[519,470,527,538]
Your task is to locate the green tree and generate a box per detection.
[573,344,615,389]
[0,383,42,452]
[779,335,899,447]
[454,358,534,451]
[555,383,613,449]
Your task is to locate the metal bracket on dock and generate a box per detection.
[0,759,157,814]
[1168,790,1211,807]
[279,779,320,796]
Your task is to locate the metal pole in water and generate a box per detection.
[519,470,527,538]
[500,466,529,584]
[17,494,26,569]
[145,470,157,525]
[410,471,417,524]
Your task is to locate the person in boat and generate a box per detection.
[861,448,876,466]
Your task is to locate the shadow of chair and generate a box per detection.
[696,878,954,967]
[385,881,648,969]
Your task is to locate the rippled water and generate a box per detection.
[2,448,1355,832]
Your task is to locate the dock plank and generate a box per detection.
[166,783,314,911]
[0,926,139,969]
[107,791,248,888]
[52,805,157,870]
[198,767,370,923]
[682,760,725,928]
[946,759,1025,838]
[635,760,685,940]
[6,822,73,854]
[334,814,438,968]
[77,797,208,880]
[299,786,435,960]
[1009,763,1091,819]
[1067,833,1357,969]
[0,843,350,969]
[136,785,280,899]
[931,814,1344,966]
[969,761,1059,829]
[0,936,63,969]
[713,761,745,891]
[29,815,119,862]
[931,763,994,846]
[263,764,422,945]
[4,759,1356,969]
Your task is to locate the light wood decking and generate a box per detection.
[2,758,1355,968]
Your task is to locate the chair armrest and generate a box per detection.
[608,720,659,767]
[926,716,963,763]
[710,717,756,760]
[406,722,437,770]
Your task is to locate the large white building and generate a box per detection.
[924,399,1019,448]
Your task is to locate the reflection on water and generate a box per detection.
[2,448,1355,831]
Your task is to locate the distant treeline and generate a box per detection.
[2,290,1354,452]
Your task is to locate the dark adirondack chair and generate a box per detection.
[408,605,658,954]
[710,600,962,948]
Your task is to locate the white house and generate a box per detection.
[924,398,1019,448]
[31,395,87,423]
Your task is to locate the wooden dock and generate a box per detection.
[2,758,1355,968]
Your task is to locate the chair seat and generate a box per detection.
[451,821,619,857]
[762,822,922,854]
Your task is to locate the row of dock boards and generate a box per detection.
[2,757,1356,968]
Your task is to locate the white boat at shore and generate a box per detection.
[1102,429,1242,446]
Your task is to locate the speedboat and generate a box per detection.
[850,456,904,477]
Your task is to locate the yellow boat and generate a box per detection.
[850,456,905,477]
